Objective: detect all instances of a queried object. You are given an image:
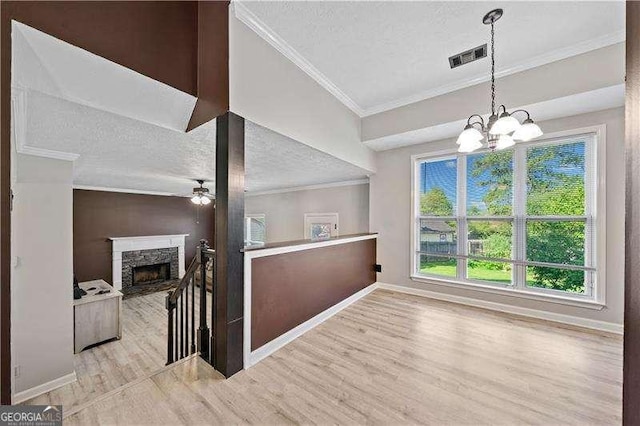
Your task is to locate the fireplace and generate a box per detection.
[119,247,180,296]
[110,234,188,292]
[132,262,171,286]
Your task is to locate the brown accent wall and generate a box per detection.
[187,1,230,130]
[1,1,199,94]
[73,190,214,285]
[251,238,377,351]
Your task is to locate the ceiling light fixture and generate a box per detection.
[457,9,543,153]
[191,180,212,205]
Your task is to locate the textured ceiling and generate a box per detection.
[239,1,625,115]
[13,18,368,196]
[21,91,369,195]
[245,121,370,192]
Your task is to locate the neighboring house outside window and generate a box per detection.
[411,128,606,306]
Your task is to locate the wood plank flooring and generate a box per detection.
[25,289,211,412]
[64,289,621,425]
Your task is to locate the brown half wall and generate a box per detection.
[73,189,214,284]
[251,238,377,351]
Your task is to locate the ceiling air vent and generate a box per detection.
[448,44,487,69]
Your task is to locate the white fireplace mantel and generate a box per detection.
[110,234,188,291]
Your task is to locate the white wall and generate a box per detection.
[11,154,75,396]
[370,107,625,327]
[229,11,376,173]
[246,183,370,243]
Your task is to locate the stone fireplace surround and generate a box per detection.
[122,248,178,290]
[110,235,188,291]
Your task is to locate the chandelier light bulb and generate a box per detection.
[458,138,483,153]
[201,196,211,205]
[512,119,543,141]
[495,134,515,150]
[489,113,521,135]
[191,195,203,205]
[456,125,484,145]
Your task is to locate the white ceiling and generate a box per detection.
[18,90,369,195]
[12,20,196,132]
[238,1,625,116]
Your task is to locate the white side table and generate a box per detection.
[73,279,123,354]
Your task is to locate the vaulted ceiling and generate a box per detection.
[12,20,369,196]
[238,1,625,117]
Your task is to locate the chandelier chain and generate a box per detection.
[490,21,496,116]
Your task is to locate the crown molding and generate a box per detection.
[246,178,369,197]
[72,185,183,197]
[233,2,624,118]
[361,30,626,117]
[232,1,365,116]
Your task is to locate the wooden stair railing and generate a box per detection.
[165,240,215,365]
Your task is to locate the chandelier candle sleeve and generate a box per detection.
[457,9,543,153]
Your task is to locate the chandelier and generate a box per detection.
[457,9,543,153]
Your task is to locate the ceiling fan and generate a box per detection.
[190,179,214,206]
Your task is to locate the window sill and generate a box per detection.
[410,274,605,310]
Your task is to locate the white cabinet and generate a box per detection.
[73,280,123,354]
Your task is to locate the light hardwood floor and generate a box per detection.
[62,289,621,425]
[25,289,211,412]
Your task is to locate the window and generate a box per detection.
[245,214,266,246]
[304,213,339,240]
[413,131,602,303]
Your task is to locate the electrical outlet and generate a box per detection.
[375,264,382,273]
[14,365,21,378]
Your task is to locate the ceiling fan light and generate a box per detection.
[201,196,211,205]
[512,119,543,141]
[191,195,202,205]
[458,138,483,153]
[489,114,521,135]
[456,125,483,145]
[495,134,515,150]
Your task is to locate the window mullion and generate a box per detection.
[584,134,595,297]
[513,145,527,289]
[457,154,467,280]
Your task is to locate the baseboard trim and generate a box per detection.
[246,283,378,368]
[377,283,623,335]
[13,371,77,404]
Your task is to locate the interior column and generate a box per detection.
[213,111,245,376]
[624,2,640,424]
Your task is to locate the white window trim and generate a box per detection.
[245,214,266,245]
[409,124,607,309]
